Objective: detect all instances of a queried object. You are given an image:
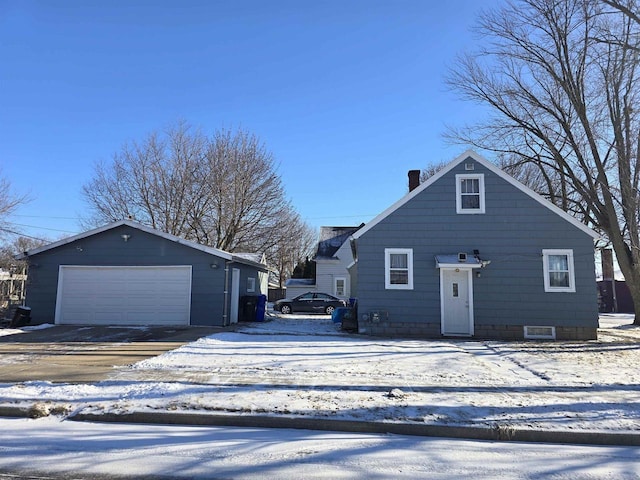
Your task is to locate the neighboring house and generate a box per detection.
[19,220,268,327]
[349,150,600,341]
[314,225,362,300]
[284,225,362,300]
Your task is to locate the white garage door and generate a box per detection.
[56,266,192,326]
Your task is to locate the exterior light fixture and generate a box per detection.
[121,234,131,242]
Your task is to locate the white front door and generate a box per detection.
[440,268,473,336]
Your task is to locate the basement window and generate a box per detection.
[524,326,556,340]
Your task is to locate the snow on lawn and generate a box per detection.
[0,313,639,433]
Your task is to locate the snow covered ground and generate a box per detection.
[1,416,638,480]
[0,312,638,434]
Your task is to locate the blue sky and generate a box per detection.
[0,0,497,242]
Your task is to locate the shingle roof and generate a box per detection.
[315,225,364,259]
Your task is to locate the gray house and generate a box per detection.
[20,220,268,327]
[349,150,600,341]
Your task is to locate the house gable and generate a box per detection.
[352,150,598,241]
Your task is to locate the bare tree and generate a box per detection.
[83,122,311,269]
[0,236,48,270]
[446,0,640,323]
[0,172,29,239]
[266,210,317,288]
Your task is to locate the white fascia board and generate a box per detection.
[351,149,599,241]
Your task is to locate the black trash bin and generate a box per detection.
[10,306,31,328]
[239,296,259,322]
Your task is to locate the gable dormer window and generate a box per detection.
[456,174,485,214]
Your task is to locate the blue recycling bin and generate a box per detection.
[331,307,350,324]
[255,294,267,322]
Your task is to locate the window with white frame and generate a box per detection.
[334,277,346,297]
[542,249,575,292]
[247,277,256,293]
[456,174,485,214]
[385,248,413,290]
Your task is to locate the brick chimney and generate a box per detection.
[408,170,420,192]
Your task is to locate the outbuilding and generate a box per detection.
[20,220,268,327]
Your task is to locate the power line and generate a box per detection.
[12,214,81,220]
[0,227,49,242]
[6,222,79,234]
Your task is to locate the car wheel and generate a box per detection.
[280,304,292,314]
[325,305,336,315]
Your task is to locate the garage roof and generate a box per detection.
[19,220,268,270]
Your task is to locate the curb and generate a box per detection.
[2,405,638,446]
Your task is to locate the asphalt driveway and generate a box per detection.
[0,325,225,383]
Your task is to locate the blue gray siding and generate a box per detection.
[353,157,598,338]
[25,224,262,326]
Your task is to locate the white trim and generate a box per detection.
[384,248,413,290]
[542,249,576,293]
[334,276,347,297]
[455,173,485,214]
[439,267,474,337]
[524,326,556,339]
[352,150,599,240]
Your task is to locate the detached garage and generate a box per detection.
[20,220,268,327]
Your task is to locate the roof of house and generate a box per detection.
[352,150,599,240]
[19,220,268,270]
[315,225,363,259]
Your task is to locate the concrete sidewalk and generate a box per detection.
[0,404,638,447]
